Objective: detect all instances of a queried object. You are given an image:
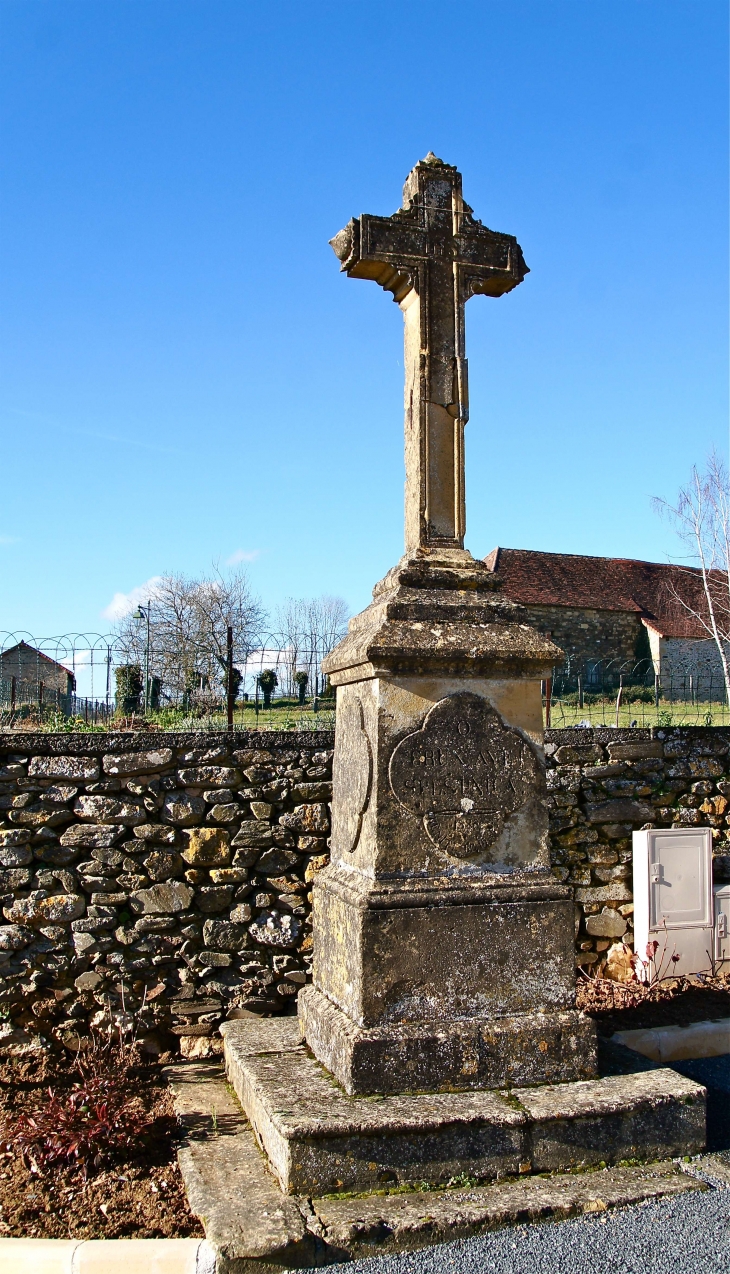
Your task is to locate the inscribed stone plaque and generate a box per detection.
[388,693,542,859]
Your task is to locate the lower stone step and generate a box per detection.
[221,1019,706,1196]
[167,1058,709,1271]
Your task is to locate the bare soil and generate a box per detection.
[0,1049,203,1240]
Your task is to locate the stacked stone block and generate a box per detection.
[545,727,730,967]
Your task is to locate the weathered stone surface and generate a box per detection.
[223,1020,704,1195]
[0,843,32,867]
[232,821,273,849]
[73,795,145,825]
[169,1063,312,1268]
[182,828,231,866]
[0,924,34,951]
[390,694,544,859]
[585,907,627,938]
[207,803,240,825]
[299,986,595,1097]
[195,886,235,913]
[28,755,99,781]
[315,1163,699,1259]
[0,868,32,891]
[519,1070,705,1170]
[585,799,655,824]
[554,745,604,766]
[171,1060,703,1263]
[58,822,125,849]
[178,767,241,787]
[43,783,79,803]
[132,823,178,844]
[74,970,104,991]
[574,883,633,904]
[256,849,300,875]
[249,911,301,948]
[202,919,249,950]
[162,793,206,826]
[280,803,329,835]
[0,829,31,848]
[9,807,72,828]
[291,782,332,802]
[607,742,664,761]
[4,893,86,925]
[144,849,183,881]
[103,748,174,775]
[129,881,193,914]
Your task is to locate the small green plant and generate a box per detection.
[657,709,673,726]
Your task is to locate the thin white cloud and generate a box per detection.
[102,576,163,622]
[226,548,260,565]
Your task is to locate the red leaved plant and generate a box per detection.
[1,1043,152,1178]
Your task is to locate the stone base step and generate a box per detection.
[221,1018,706,1196]
[167,1059,709,1272]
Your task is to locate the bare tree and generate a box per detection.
[653,450,730,702]
[274,595,349,697]
[114,567,266,706]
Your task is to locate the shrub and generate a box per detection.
[115,665,143,714]
[293,670,309,705]
[257,668,278,709]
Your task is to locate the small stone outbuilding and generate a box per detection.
[0,641,76,704]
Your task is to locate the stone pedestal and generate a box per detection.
[298,548,597,1094]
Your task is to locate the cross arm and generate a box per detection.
[330,212,423,303]
[454,216,529,298]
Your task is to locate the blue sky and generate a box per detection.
[1,0,727,641]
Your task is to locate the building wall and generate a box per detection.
[658,636,730,699]
[516,604,644,671]
[0,648,72,696]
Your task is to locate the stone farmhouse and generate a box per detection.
[0,641,76,701]
[484,547,729,688]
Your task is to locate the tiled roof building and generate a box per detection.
[484,548,727,688]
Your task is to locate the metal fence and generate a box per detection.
[0,630,339,732]
[2,633,727,732]
[543,656,730,728]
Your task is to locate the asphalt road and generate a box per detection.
[323,1182,730,1274]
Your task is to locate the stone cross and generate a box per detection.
[330,154,528,556]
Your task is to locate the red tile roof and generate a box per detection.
[483,548,727,640]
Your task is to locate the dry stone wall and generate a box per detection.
[0,732,334,1057]
[0,726,728,1057]
[545,727,730,968]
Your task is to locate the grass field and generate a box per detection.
[545,697,730,729]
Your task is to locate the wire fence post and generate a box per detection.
[226,625,234,731]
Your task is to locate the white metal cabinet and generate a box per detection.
[633,828,714,978]
[714,883,730,970]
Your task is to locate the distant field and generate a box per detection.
[545,698,729,729]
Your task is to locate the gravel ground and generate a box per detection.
[317,1183,730,1274]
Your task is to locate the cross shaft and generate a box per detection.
[331,154,528,556]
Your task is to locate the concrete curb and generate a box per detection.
[0,1237,217,1274]
[613,1019,730,1063]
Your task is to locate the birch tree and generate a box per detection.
[653,450,730,702]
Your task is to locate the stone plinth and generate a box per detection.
[299,548,597,1094]
[222,1019,705,1197]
